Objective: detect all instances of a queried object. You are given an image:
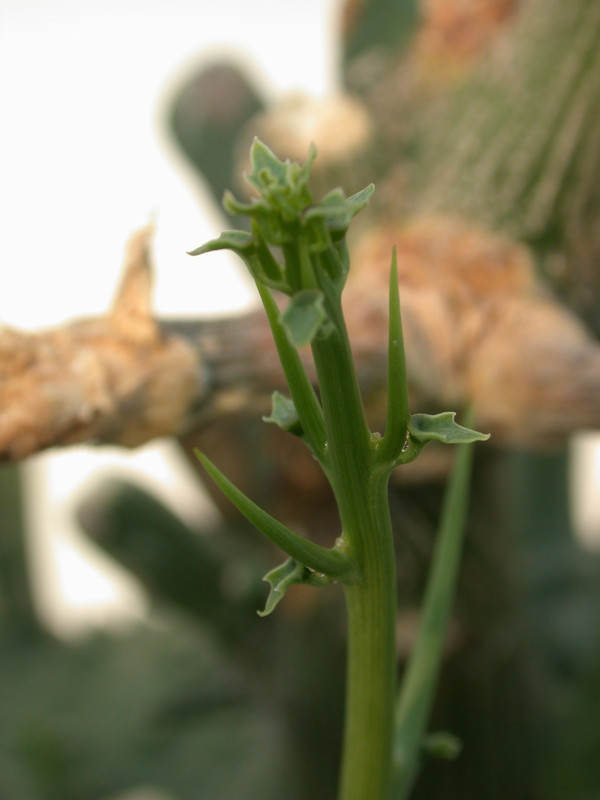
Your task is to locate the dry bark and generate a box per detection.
[0,227,200,460]
[2,218,599,464]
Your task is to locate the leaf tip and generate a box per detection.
[193,449,210,469]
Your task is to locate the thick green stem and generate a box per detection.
[310,296,371,520]
[339,480,397,800]
[310,299,398,800]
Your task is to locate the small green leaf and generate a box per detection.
[222,189,265,217]
[244,141,316,222]
[248,138,288,185]
[280,289,330,347]
[258,558,307,616]
[290,143,317,188]
[422,732,462,761]
[263,391,302,435]
[347,183,376,210]
[258,557,334,616]
[256,283,327,458]
[188,228,267,286]
[408,412,490,445]
[304,183,374,233]
[187,229,254,257]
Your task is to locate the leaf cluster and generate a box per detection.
[189,139,488,616]
[189,138,373,297]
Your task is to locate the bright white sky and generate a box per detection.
[0,0,339,636]
[0,0,339,327]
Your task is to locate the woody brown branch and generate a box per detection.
[0,227,201,459]
[1,218,599,464]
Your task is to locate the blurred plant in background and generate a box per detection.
[2,0,600,798]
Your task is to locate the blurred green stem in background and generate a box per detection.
[0,464,37,634]
[393,414,476,798]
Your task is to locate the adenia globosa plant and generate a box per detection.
[189,139,489,800]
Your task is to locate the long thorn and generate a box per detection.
[196,451,354,579]
[378,247,410,464]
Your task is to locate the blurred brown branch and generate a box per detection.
[1,0,599,465]
[2,215,599,464]
[0,227,200,459]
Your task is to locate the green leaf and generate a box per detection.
[248,138,288,185]
[408,412,490,445]
[260,559,304,616]
[258,558,306,617]
[422,732,462,761]
[222,189,265,217]
[280,289,331,347]
[347,183,376,210]
[263,391,302,435]
[244,141,316,224]
[286,147,315,189]
[187,230,253,257]
[304,183,374,233]
[188,228,268,287]
[258,557,334,617]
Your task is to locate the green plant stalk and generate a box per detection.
[392,426,475,798]
[191,141,488,800]
[339,503,397,800]
[256,282,327,458]
[310,294,398,800]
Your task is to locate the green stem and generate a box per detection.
[392,431,475,798]
[339,480,397,800]
[256,282,327,459]
[310,298,398,800]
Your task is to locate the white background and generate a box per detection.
[0,0,339,635]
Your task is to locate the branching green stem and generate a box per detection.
[190,140,487,800]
